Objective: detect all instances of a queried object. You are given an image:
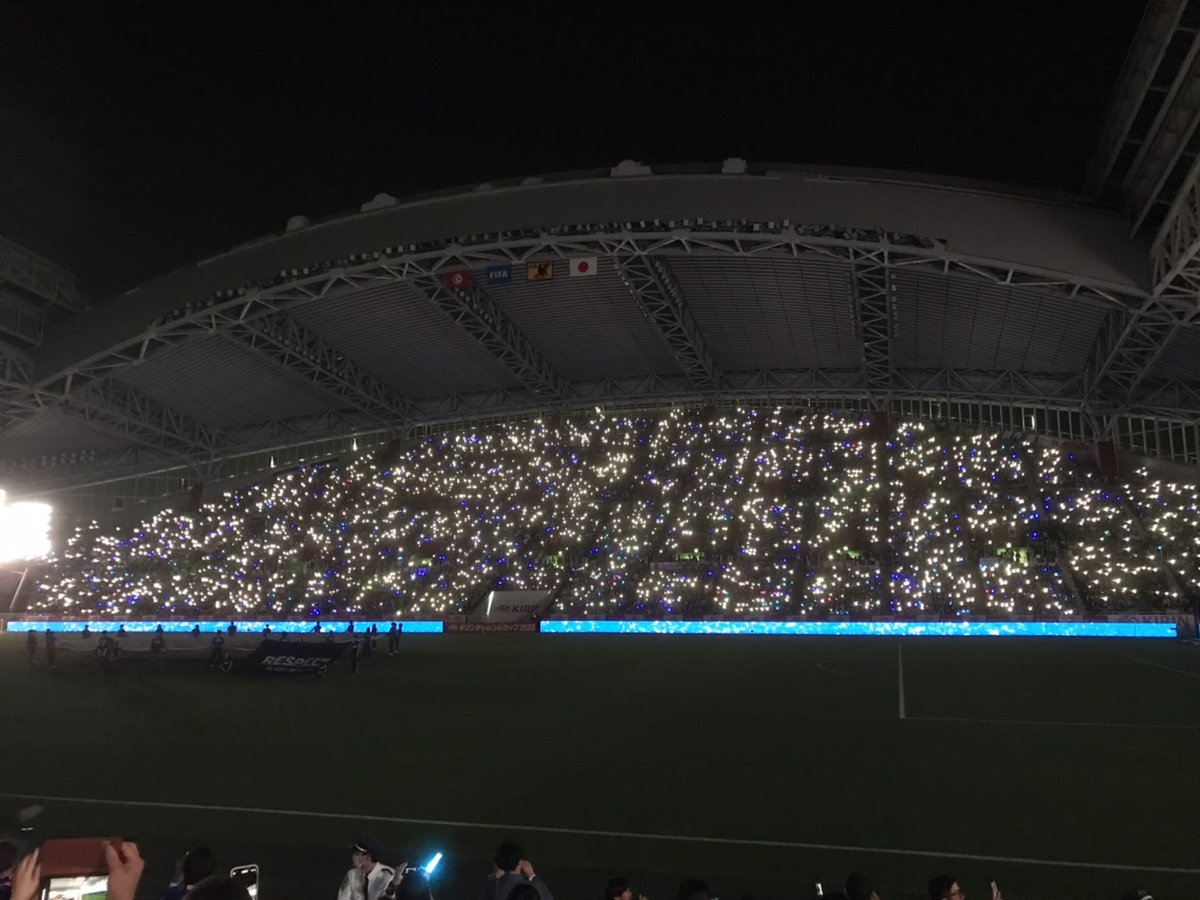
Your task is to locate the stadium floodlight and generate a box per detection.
[0,490,52,563]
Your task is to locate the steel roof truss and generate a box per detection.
[1125,27,1200,229]
[229,313,415,425]
[41,222,1168,399]
[848,248,894,394]
[0,236,86,314]
[1152,151,1200,299]
[616,255,719,391]
[411,275,567,400]
[1084,306,1181,406]
[66,380,218,459]
[1087,0,1187,196]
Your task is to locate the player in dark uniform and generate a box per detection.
[150,629,166,669]
[209,631,226,668]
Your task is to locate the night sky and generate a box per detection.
[1,1,1146,300]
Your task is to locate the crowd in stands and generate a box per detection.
[27,409,1198,620]
[0,829,1162,900]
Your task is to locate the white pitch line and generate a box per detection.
[907,715,1196,731]
[1129,655,1200,681]
[1,792,1197,875]
[897,642,906,720]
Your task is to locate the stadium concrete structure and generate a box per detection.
[2,3,1200,525]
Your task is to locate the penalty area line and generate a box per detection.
[2,792,1198,876]
[1129,655,1200,681]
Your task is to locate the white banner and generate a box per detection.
[471,590,552,623]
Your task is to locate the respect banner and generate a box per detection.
[245,639,348,675]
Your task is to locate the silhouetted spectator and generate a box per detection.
[0,840,17,900]
[927,876,963,900]
[159,846,215,900]
[189,877,250,900]
[846,873,878,900]
[480,841,551,900]
[605,877,647,900]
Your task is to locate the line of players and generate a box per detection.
[21,620,405,672]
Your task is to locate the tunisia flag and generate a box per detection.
[569,257,598,277]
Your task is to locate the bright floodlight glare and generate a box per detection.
[0,490,53,563]
[421,852,442,874]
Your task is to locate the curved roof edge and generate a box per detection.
[39,163,1150,381]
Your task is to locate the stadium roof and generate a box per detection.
[2,157,1199,496]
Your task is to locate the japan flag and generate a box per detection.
[569,257,599,277]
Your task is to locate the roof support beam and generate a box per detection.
[848,247,895,397]
[1083,305,1181,411]
[1087,0,1189,197]
[1150,144,1200,299]
[615,255,719,391]
[0,289,46,349]
[1127,27,1200,234]
[0,358,219,460]
[410,274,567,400]
[1133,377,1200,413]
[0,235,86,314]
[228,312,415,425]
[0,349,40,429]
[69,380,221,458]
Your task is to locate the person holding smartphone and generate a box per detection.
[9,841,144,900]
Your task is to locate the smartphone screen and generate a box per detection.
[43,875,109,900]
[231,864,259,900]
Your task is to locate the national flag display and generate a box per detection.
[527,262,554,281]
[569,257,598,277]
[486,264,513,284]
[443,270,472,290]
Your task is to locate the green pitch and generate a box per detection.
[2,634,1198,900]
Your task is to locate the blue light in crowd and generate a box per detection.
[5,620,444,634]
[538,620,1178,638]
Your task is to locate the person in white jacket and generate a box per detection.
[337,835,395,900]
